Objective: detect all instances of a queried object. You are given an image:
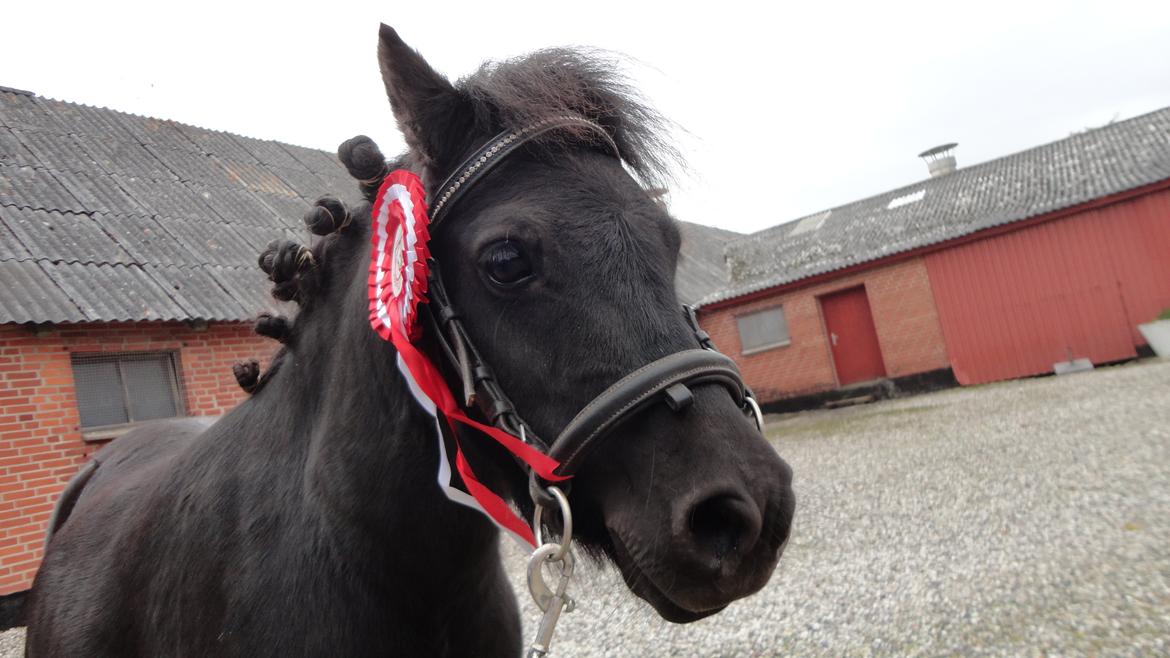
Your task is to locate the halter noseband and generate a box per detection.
[420,115,762,482]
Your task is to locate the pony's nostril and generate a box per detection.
[687,493,762,560]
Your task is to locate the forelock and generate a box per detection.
[457,48,681,186]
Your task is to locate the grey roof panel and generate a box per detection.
[0,260,83,323]
[12,129,101,174]
[90,212,199,267]
[114,173,218,220]
[215,158,298,196]
[107,112,195,151]
[207,264,289,317]
[173,123,262,164]
[0,164,81,212]
[269,166,334,199]
[143,264,252,321]
[37,97,139,142]
[228,223,299,255]
[231,135,306,170]
[0,88,370,323]
[704,107,1170,305]
[0,91,58,132]
[674,221,739,305]
[0,127,35,166]
[48,168,151,216]
[74,133,174,179]
[279,142,347,176]
[186,183,286,228]
[0,218,31,261]
[153,215,258,268]
[251,190,314,227]
[40,261,187,321]
[143,143,235,187]
[0,206,133,265]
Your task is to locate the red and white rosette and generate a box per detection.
[368,170,566,547]
[369,170,430,342]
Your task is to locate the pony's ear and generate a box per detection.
[377,24,468,169]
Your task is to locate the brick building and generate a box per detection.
[0,85,367,599]
[697,108,1170,404]
[0,86,734,603]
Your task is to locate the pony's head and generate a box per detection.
[272,25,795,623]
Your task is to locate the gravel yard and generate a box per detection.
[500,358,1170,657]
[5,359,1168,656]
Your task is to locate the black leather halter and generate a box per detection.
[420,115,761,481]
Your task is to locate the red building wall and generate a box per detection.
[925,187,1170,385]
[0,322,276,594]
[699,257,950,402]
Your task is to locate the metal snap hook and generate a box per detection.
[525,542,576,658]
[526,542,576,612]
[533,485,572,562]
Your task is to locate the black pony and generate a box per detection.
[26,26,794,656]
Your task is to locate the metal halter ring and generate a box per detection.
[532,485,573,561]
[745,395,765,433]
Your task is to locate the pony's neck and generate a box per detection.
[249,291,502,579]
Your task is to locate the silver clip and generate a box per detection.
[526,485,575,657]
[526,543,575,658]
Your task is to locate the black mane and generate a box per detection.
[459,49,680,185]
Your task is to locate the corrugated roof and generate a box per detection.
[39,261,188,322]
[675,221,740,305]
[144,264,255,321]
[90,212,201,268]
[0,88,356,324]
[701,107,1170,306]
[0,219,31,262]
[0,163,83,213]
[0,260,83,322]
[0,206,133,265]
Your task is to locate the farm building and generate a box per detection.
[0,85,733,604]
[696,108,1170,404]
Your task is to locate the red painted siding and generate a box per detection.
[820,287,887,385]
[699,257,950,401]
[0,322,277,594]
[926,188,1170,385]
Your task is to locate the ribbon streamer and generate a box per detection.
[368,170,565,546]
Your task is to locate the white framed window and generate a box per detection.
[71,351,186,429]
[736,306,790,354]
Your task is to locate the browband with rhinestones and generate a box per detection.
[428,115,621,227]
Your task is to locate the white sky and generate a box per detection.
[5,0,1170,234]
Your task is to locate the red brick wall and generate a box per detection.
[699,257,950,401]
[0,321,276,594]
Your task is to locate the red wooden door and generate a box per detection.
[820,286,887,386]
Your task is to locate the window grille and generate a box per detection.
[70,352,186,429]
[737,307,790,354]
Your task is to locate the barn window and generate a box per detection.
[736,306,790,354]
[70,352,185,429]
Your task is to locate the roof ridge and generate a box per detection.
[735,105,1170,245]
[23,89,338,156]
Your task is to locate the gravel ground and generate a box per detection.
[499,358,1170,657]
[5,359,1168,656]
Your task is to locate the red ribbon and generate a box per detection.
[368,170,566,546]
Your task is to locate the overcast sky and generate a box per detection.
[6,0,1170,233]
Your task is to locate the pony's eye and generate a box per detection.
[482,241,533,286]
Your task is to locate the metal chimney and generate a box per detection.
[918,143,958,177]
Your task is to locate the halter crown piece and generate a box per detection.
[368,115,762,548]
